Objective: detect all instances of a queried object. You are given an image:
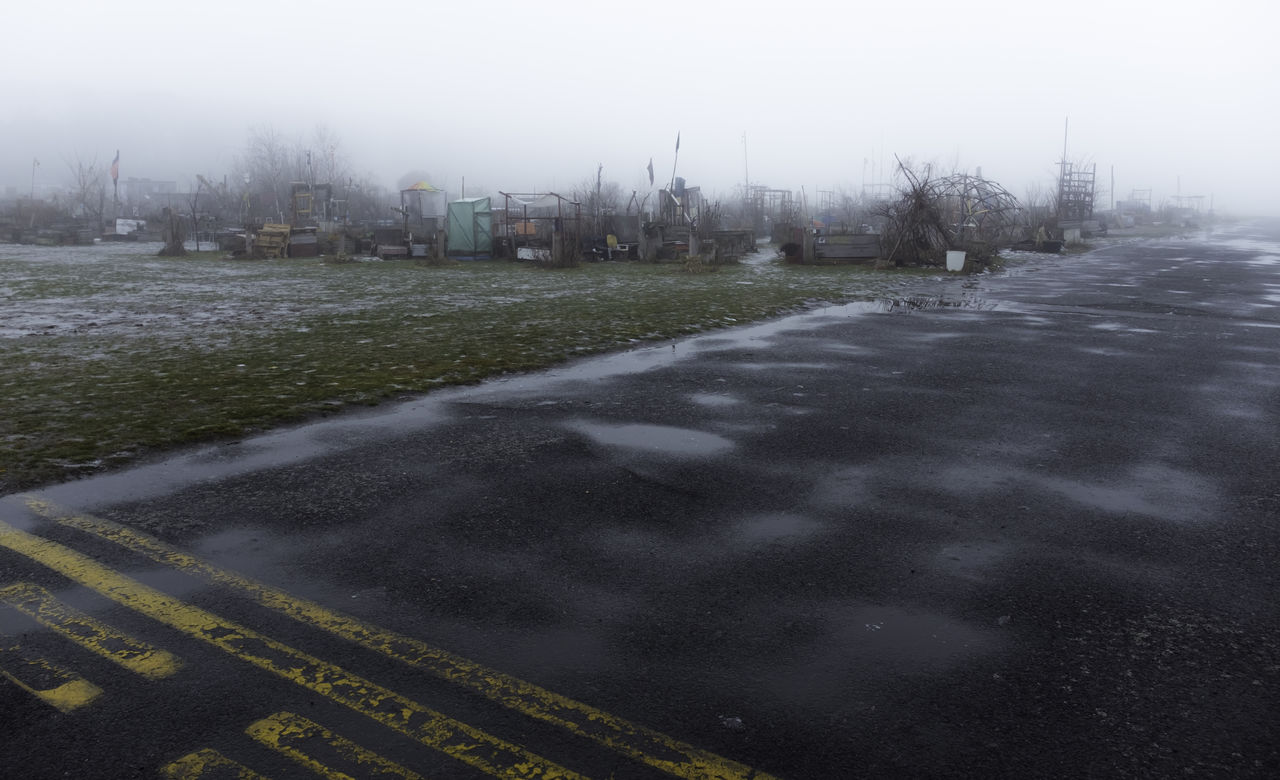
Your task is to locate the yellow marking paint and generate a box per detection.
[247,711,424,779]
[0,518,583,780]
[1,581,182,679]
[27,497,776,780]
[0,645,102,712]
[161,747,269,779]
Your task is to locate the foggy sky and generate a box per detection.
[4,0,1277,214]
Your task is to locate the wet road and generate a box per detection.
[3,222,1279,778]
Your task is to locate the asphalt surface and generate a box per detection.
[3,221,1279,778]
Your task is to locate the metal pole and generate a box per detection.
[668,132,680,192]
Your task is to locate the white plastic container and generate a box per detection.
[946,250,966,272]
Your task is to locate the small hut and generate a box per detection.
[446,197,493,258]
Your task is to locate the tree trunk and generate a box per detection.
[158,208,187,257]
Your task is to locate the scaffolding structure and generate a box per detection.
[497,191,582,263]
[747,185,794,218]
[1171,195,1206,213]
[1057,162,1096,222]
[861,182,895,203]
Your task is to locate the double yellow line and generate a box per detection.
[164,711,425,779]
[4,496,775,779]
[0,643,102,713]
[0,513,580,778]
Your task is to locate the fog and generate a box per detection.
[4,0,1277,214]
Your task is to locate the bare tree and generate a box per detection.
[158,206,186,256]
[232,125,293,223]
[1022,182,1055,233]
[345,174,393,224]
[65,156,107,232]
[308,124,350,187]
[833,187,871,233]
[572,170,624,238]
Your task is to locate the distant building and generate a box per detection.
[121,178,176,201]
[119,178,181,216]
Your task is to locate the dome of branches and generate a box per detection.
[872,161,1023,266]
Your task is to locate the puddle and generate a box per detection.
[934,464,1021,496]
[0,496,41,531]
[819,341,875,355]
[1035,462,1217,524]
[1076,346,1136,357]
[566,420,734,457]
[464,293,1002,401]
[762,602,998,705]
[131,566,207,599]
[878,295,1001,312]
[818,603,997,668]
[192,526,279,559]
[689,393,741,407]
[936,541,1011,581]
[36,395,454,508]
[729,362,831,371]
[807,465,875,509]
[734,512,824,544]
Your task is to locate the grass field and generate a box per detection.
[1,242,938,492]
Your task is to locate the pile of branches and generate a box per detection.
[872,161,952,266]
[872,158,1023,266]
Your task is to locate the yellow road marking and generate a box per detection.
[27,497,775,780]
[0,644,102,712]
[1,581,182,679]
[248,711,424,779]
[0,519,584,779]
[161,747,269,779]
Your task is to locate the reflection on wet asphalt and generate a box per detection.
[8,222,1280,777]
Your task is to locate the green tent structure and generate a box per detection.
[446,197,492,257]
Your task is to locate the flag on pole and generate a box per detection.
[110,150,119,182]
[646,158,654,186]
[675,132,680,152]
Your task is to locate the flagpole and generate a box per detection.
[111,150,120,223]
[31,158,38,200]
[668,132,680,192]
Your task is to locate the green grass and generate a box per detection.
[1,247,933,492]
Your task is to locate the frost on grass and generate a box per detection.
[0,242,904,490]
